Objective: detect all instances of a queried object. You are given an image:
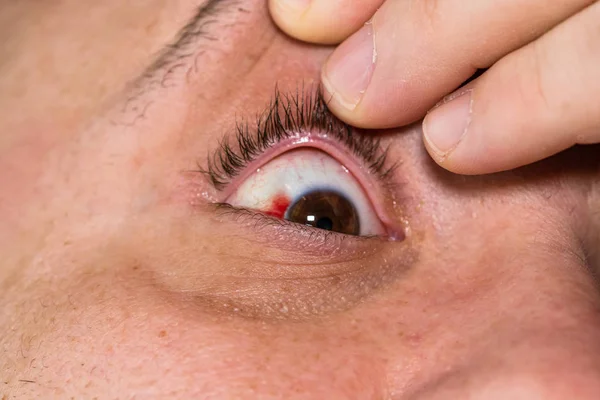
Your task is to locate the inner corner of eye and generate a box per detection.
[223,148,388,237]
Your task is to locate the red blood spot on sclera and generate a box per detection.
[264,193,290,219]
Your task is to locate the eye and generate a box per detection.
[225,148,386,236]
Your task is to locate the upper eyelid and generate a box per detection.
[199,86,396,191]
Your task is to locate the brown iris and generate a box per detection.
[285,190,360,235]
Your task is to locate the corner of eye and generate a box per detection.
[176,169,220,206]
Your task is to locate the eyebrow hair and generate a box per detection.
[118,0,244,124]
[142,0,238,82]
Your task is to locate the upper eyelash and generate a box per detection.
[200,85,396,190]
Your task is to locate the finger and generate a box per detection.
[423,1,600,175]
[321,0,594,128]
[268,0,385,44]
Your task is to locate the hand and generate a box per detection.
[269,0,600,174]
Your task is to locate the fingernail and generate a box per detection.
[322,23,376,111]
[423,90,473,159]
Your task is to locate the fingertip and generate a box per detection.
[268,0,313,42]
[269,0,384,45]
[422,86,517,175]
[321,68,378,129]
[422,133,482,175]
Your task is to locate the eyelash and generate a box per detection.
[213,202,378,246]
[200,86,396,190]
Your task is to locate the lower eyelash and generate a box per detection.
[200,85,396,190]
[213,203,379,245]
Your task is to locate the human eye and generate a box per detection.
[202,87,404,242]
[159,87,417,319]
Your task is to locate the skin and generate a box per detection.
[269,0,600,174]
[1,0,600,399]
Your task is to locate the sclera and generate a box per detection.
[226,148,386,236]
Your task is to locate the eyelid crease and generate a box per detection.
[199,85,396,191]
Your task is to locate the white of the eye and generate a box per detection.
[226,149,383,235]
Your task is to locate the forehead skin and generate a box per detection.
[0,1,600,399]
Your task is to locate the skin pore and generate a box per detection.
[1,0,600,398]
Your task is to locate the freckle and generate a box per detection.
[158,330,167,338]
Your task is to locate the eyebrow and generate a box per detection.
[135,0,244,92]
[119,0,245,123]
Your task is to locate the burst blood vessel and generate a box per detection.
[264,193,290,219]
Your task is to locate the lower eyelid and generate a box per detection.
[213,202,380,257]
[146,180,420,320]
[150,207,419,320]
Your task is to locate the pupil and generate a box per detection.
[316,217,333,231]
[285,190,360,235]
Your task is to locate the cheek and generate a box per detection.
[6,230,600,399]
[4,265,390,398]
